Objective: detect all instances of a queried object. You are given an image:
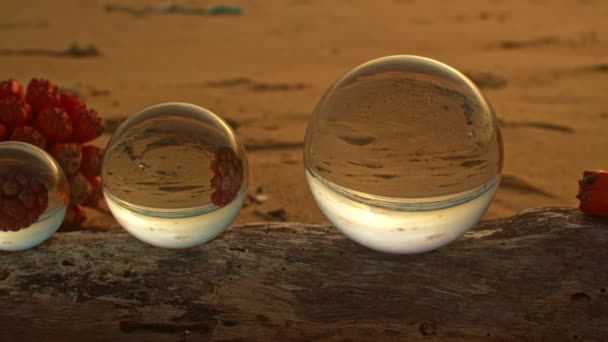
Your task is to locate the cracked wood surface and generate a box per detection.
[0,208,607,341]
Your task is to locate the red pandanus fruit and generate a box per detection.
[577,170,608,218]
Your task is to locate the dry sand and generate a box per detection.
[0,0,606,228]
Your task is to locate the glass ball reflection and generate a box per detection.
[304,55,503,254]
[0,141,68,251]
[102,103,247,248]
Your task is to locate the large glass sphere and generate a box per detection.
[0,141,68,251]
[304,55,503,254]
[102,103,247,248]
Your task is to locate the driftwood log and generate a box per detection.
[0,207,607,341]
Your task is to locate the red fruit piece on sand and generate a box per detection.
[35,107,73,142]
[60,204,86,230]
[0,123,7,141]
[577,190,608,218]
[80,145,104,177]
[0,97,32,127]
[0,171,49,232]
[25,78,60,114]
[60,92,83,117]
[578,170,608,193]
[71,107,102,143]
[9,126,47,149]
[0,79,24,100]
[577,170,608,218]
[68,172,93,205]
[50,143,82,176]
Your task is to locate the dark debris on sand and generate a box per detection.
[0,43,100,58]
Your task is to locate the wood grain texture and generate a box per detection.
[0,208,607,341]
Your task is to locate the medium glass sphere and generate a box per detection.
[0,141,68,251]
[304,55,503,254]
[102,103,247,248]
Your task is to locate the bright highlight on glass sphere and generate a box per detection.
[304,55,503,254]
[0,141,68,251]
[102,103,247,249]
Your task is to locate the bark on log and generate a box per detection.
[0,208,607,341]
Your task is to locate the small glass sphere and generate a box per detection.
[304,56,503,254]
[0,141,68,251]
[102,103,247,248]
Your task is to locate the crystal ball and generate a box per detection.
[304,55,503,254]
[0,141,68,251]
[102,103,247,248]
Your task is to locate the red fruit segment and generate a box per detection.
[15,173,28,186]
[35,107,73,142]
[50,143,82,176]
[60,205,86,230]
[579,170,608,193]
[71,107,102,143]
[0,97,32,127]
[34,182,50,211]
[0,214,17,232]
[84,175,102,207]
[68,173,93,205]
[2,198,26,220]
[80,145,104,177]
[577,190,608,217]
[60,92,83,117]
[9,126,47,149]
[210,147,243,207]
[2,178,21,197]
[578,170,608,218]
[0,171,49,232]
[25,78,60,114]
[18,188,37,209]
[0,79,24,100]
[0,123,7,141]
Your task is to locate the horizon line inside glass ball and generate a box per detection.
[304,55,504,254]
[102,102,248,249]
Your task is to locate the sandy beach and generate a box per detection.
[0,0,606,228]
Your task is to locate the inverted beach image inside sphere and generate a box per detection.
[304,55,503,254]
[102,103,247,249]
